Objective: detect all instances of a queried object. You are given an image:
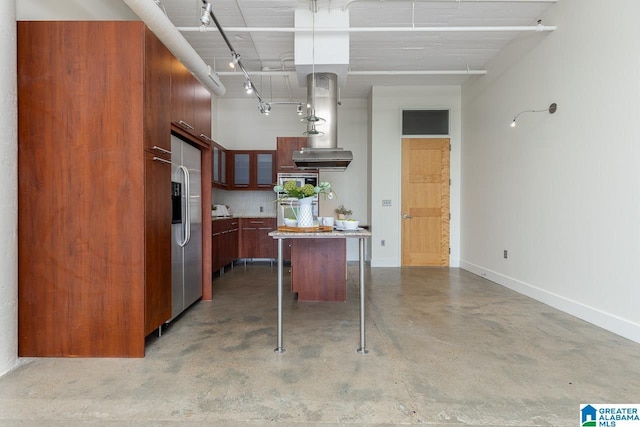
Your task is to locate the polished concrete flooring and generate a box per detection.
[1,264,640,426]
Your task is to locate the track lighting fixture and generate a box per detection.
[511,103,557,127]
[243,80,253,94]
[229,52,240,69]
[297,104,304,115]
[199,2,212,26]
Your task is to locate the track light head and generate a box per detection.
[244,81,253,94]
[200,2,212,26]
[229,53,240,69]
[297,104,304,115]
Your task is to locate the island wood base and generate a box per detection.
[291,238,346,302]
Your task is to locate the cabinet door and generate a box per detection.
[193,81,211,140]
[228,220,239,264]
[144,28,171,153]
[212,145,219,183]
[144,151,172,336]
[256,152,276,189]
[241,226,259,258]
[170,58,196,132]
[258,218,277,258]
[221,149,227,186]
[277,137,309,172]
[212,231,222,272]
[233,152,251,188]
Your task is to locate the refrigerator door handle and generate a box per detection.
[179,165,191,247]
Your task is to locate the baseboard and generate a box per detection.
[460,260,640,344]
[370,258,399,267]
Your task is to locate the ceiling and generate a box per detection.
[163,0,557,101]
[16,0,558,101]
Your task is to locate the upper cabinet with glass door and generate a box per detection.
[228,150,275,190]
[211,142,228,189]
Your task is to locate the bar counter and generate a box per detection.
[269,227,372,354]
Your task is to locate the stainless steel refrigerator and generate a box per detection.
[170,135,203,321]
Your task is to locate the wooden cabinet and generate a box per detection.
[171,58,212,142]
[290,239,347,302]
[144,151,172,336]
[277,137,314,172]
[17,21,175,357]
[193,82,212,140]
[239,218,277,258]
[212,142,228,189]
[212,218,239,272]
[229,151,276,190]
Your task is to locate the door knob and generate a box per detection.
[402,213,413,219]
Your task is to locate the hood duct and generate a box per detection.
[293,72,353,171]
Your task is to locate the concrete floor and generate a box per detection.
[1,264,639,426]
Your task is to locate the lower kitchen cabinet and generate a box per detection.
[212,218,239,272]
[239,218,277,259]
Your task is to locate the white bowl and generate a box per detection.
[343,220,359,230]
[284,218,298,227]
[335,219,345,229]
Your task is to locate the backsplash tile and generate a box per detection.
[212,189,277,217]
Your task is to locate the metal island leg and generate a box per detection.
[275,238,285,353]
[357,237,368,354]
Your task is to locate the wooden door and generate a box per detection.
[401,138,450,266]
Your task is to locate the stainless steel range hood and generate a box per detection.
[293,73,352,171]
[292,147,353,171]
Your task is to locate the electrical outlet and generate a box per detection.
[504,250,508,259]
[382,199,392,207]
[381,240,386,246]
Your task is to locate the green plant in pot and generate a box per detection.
[335,205,352,220]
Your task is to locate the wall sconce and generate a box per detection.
[511,102,557,127]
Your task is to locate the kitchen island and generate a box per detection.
[269,228,372,354]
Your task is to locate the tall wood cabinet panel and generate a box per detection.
[17,21,173,357]
[193,82,212,140]
[170,58,195,133]
[171,59,212,141]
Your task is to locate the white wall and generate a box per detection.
[214,97,369,260]
[461,0,640,343]
[370,86,462,267]
[0,0,18,376]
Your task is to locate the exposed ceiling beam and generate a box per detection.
[215,70,487,76]
[177,25,556,33]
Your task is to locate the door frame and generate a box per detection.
[401,137,451,267]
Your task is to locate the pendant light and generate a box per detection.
[301,1,325,136]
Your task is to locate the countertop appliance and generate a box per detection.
[276,172,319,226]
[212,204,230,217]
[170,135,203,321]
